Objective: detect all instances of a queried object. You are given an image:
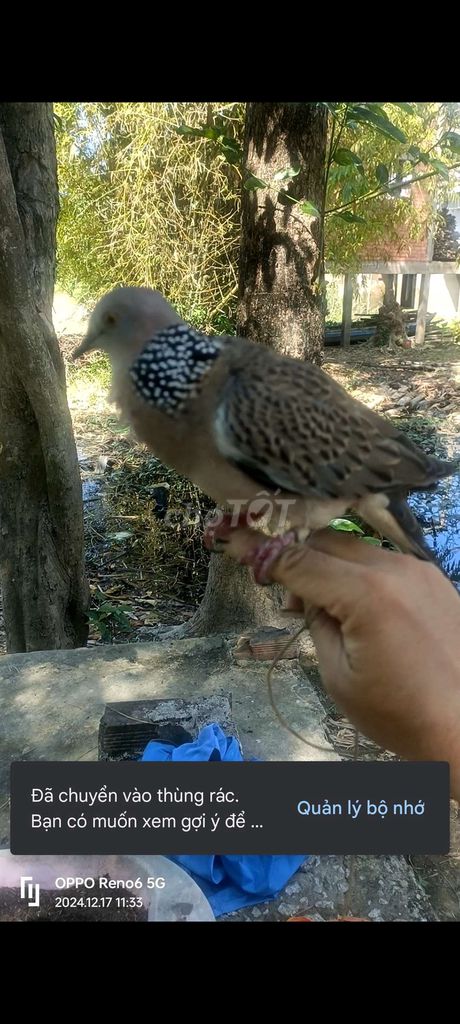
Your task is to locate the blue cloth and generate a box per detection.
[141,723,308,917]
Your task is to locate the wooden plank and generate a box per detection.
[342,273,353,347]
[357,260,459,275]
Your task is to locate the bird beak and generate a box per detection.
[72,334,98,360]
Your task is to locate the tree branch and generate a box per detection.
[325,162,460,216]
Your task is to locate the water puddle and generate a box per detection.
[407,430,460,584]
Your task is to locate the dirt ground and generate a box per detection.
[324,339,460,425]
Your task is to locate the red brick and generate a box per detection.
[359,181,429,263]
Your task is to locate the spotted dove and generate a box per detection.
[72,286,457,576]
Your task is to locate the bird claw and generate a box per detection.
[203,513,233,552]
[240,531,298,585]
[203,509,265,552]
[203,511,298,585]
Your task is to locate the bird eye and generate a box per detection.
[104,313,116,328]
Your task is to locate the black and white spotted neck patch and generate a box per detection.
[129,324,223,416]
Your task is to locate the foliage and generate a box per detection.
[324,103,460,272]
[55,102,243,330]
[187,102,460,282]
[88,596,133,642]
[432,206,460,260]
[55,102,460,322]
[325,276,345,323]
[329,517,383,544]
[329,518,365,533]
[434,315,460,343]
[55,104,117,303]
[102,456,215,605]
[177,102,460,289]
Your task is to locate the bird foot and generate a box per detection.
[203,509,265,552]
[239,531,298,585]
[203,513,298,584]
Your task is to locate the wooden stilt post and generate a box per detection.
[342,274,353,347]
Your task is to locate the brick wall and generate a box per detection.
[362,237,429,260]
[360,182,429,262]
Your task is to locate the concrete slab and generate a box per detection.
[0,636,337,846]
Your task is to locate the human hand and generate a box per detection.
[223,526,460,798]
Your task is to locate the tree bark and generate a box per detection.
[238,102,327,362]
[374,292,408,350]
[182,103,327,637]
[0,103,89,652]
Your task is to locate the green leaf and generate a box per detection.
[174,124,199,136]
[428,158,450,180]
[392,102,415,115]
[329,164,353,184]
[333,148,360,167]
[221,145,242,165]
[95,602,118,615]
[347,106,408,144]
[445,132,460,155]
[220,136,242,154]
[375,162,389,185]
[332,149,364,177]
[176,124,243,166]
[334,211,366,224]
[329,518,364,533]
[367,103,390,119]
[361,536,382,546]
[201,126,224,141]
[341,182,355,204]
[244,174,268,190]
[273,166,301,182]
[408,144,421,162]
[299,200,321,218]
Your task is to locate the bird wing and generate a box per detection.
[213,347,453,499]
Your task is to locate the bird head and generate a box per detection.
[72,286,183,362]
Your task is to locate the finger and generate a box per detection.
[306,528,401,567]
[221,522,401,573]
[281,592,305,614]
[220,524,270,561]
[270,542,370,620]
[221,524,371,620]
[308,607,344,661]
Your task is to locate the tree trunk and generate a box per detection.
[374,291,408,351]
[182,103,327,637]
[180,554,286,636]
[238,102,327,361]
[0,103,89,652]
